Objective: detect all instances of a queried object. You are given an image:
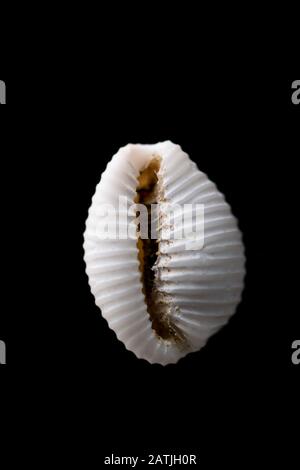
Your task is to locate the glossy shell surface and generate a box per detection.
[83,142,245,365]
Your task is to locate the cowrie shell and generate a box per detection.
[83,141,245,365]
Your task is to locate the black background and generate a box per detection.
[1,71,299,466]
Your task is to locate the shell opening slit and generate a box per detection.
[135,158,186,346]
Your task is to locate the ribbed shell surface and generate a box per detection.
[83,141,245,365]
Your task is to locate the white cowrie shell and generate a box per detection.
[83,142,245,365]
